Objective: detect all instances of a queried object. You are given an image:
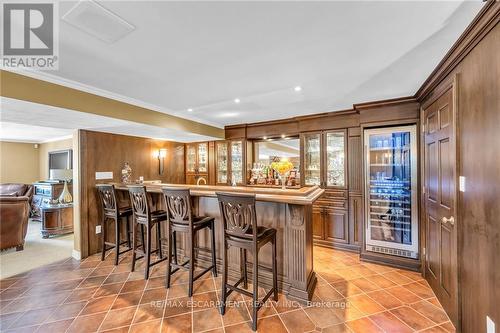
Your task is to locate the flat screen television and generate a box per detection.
[48,149,73,177]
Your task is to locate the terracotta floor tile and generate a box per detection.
[64,287,98,303]
[163,296,192,318]
[330,301,365,322]
[318,271,345,283]
[427,297,442,307]
[411,300,450,324]
[271,294,301,314]
[111,291,142,310]
[94,283,124,298]
[100,326,130,333]
[3,324,40,333]
[81,295,117,315]
[35,318,74,333]
[220,300,250,326]
[403,281,435,299]
[280,308,315,333]
[103,273,130,285]
[304,306,342,328]
[257,315,288,332]
[0,287,29,300]
[350,277,381,293]
[130,318,162,333]
[140,288,167,304]
[47,301,87,321]
[133,303,164,323]
[420,325,449,333]
[331,281,364,298]
[367,274,398,288]
[322,323,352,333]
[397,269,424,281]
[382,271,414,285]
[99,306,137,331]
[391,305,435,330]
[223,321,254,333]
[79,276,107,289]
[89,266,115,278]
[438,321,456,332]
[314,284,344,302]
[386,285,422,304]
[346,317,384,333]
[192,308,223,332]
[121,280,146,293]
[9,306,57,328]
[146,277,165,290]
[347,294,385,315]
[66,312,107,333]
[365,290,403,310]
[161,313,192,333]
[369,311,413,333]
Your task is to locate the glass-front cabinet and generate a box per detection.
[364,125,418,259]
[301,130,346,188]
[185,142,209,185]
[303,133,321,186]
[216,141,228,185]
[214,140,247,185]
[231,141,243,185]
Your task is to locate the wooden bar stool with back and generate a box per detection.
[161,187,217,297]
[96,184,133,265]
[128,185,169,279]
[216,192,278,331]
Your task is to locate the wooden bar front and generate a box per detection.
[114,183,324,302]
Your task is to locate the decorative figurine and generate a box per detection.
[121,162,132,183]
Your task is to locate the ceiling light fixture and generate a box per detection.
[187,108,193,112]
[263,136,267,140]
[234,98,240,104]
[281,134,286,139]
[294,86,302,92]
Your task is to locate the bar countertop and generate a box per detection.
[112,183,324,205]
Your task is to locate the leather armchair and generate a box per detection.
[0,183,33,204]
[0,196,30,251]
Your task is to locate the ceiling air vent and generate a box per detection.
[62,0,135,43]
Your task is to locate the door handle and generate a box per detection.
[441,216,455,226]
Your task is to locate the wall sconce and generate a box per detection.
[154,148,167,175]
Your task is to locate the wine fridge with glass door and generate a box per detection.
[364,125,418,259]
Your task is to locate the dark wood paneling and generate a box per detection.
[324,208,348,244]
[348,136,362,194]
[79,130,185,256]
[224,125,246,139]
[357,99,420,124]
[418,4,500,332]
[349,195,363,247]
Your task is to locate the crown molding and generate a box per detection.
[1,68,224,129]
[415,0,499,102]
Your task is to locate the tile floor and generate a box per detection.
[0,246,455,333]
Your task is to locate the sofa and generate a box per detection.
[0,183,33,251]
[0,196,30,251]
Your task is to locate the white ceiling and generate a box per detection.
[0,97,219,143]
[1,1,484,142]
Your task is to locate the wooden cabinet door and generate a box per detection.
[323,130,347,189]
[423,87,458,325]
[312,206,324,240]
[186,144,197,173]
[349,196,363,246]
[324,208,348,243]
[61,208,73,229]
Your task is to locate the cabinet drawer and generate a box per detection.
[315,199,347,210]
[322,190,348,200]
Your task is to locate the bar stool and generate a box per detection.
[128,185,169,279]
[162,187,217,297]
[96,184,133,265]
[216,192,278,331]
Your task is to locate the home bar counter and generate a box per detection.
[113,183,324,302]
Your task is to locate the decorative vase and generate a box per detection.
[121,162,132,183]
[280,172,288,191]
[58,181,72,203]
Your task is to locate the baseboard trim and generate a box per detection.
[72,250,82,260]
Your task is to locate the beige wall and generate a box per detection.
[38,138,74,179]
[0,138,74,184]
[0,141,40,184]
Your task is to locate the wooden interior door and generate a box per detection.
[423,87,458,325]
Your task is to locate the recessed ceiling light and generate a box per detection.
[234,98,240,104]
[263,136,268,140]
[187,108,193,112]
[281,134,286,138]
[294,86,302,92]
